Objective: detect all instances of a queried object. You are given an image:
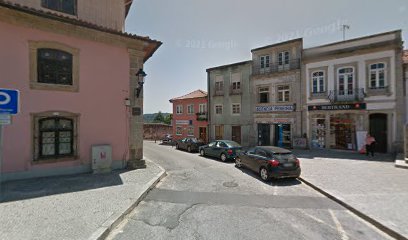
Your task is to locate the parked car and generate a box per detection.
[162,134,173,144]
[199,140,242,162]
[235,146,300,181]
[176,137,205,152]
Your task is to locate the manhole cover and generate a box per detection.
[223,181,238,188]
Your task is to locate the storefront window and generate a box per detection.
[311,117,326,148]
[329,114,356,150]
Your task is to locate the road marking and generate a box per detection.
[329,209,349,240]
[273,185,278,195]
[299,209,325,224]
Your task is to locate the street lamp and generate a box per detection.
[135,68,146,98]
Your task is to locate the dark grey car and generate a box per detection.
[235,146,301,181]
[176,137,205,152]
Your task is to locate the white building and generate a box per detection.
[302,30,405,153]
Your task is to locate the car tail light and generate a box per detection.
[268,159,279,167]
[227,149,233,155]
[295,158,300,166]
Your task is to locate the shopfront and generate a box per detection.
[308,103,367,151]
[255,104,297,149]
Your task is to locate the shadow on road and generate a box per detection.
[0,170,127,203]
[292,149,395,162]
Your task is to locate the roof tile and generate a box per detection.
[170,90,207,102]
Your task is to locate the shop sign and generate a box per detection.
[255,105,295,112]
[175,120,190,125]
[308,103,366,111]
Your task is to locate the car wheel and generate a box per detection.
[220,153,227,162]
[200,149,205,156]
[259,167,269,181]
[187,146,191,153]
[235,157,242,168]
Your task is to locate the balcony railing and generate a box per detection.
[252,59,300,75]
[196,112,208,121]
[327,88,365,103]
[230,85,242,95]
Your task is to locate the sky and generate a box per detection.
[125,0,408,114]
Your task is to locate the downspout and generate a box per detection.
[207,71,211,141]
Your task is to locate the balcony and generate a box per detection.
[229,86,242,95]
[327,88,365,103]
[196,112,208,121]
[252,59,300,75]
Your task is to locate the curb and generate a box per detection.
[299,177,407,240]
[88,159,167,240]
[395,160,408,169]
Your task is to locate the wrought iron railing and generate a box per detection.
[229,85,242,95]
[196,112,208,121]
[327,88,365,103]
[252,59,300,75]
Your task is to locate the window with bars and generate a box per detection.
[277,85,290,102]
[37,48,73,85]
[187,127,194,136]
[38,117,74,159]
[176,126,182,135]
[41,0,77,15]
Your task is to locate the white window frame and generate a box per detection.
[176,105,183,114]
[277,85,290,102]
[260,55,270,69]
[232,104,241,115]
[312,71,325,93]
[176,126,182,135]
[187,104,194,114]
[338,67,354,96]
[199,103,207,113]
[215,105,223,115]
[278,51,290,66]
[369,63,386,89]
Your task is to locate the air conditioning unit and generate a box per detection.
[91,145,112,174]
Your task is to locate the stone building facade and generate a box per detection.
[251,39,303,148]
[207,61,253,146]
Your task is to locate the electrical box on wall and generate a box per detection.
[91,145,112,174]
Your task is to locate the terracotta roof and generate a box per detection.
[403,50,408,64]
[0,1,161,62]
[169,90,207,102]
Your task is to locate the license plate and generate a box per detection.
[283,163,293,167]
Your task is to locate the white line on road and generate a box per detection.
[329,209,349,240]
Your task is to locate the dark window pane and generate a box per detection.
[38,49,73,85]
[42,0,76,15]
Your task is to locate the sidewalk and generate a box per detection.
[293,149,408,239]
[0,159,166,240]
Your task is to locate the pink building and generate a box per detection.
[169,90,208,142]
[0,1,161,181]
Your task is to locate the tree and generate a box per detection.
[163,114,173,125]
[153,111,164,123]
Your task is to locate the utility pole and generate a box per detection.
[342,24,350,41]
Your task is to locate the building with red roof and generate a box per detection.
[169,90,208,142]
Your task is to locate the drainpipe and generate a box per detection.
[207,71,211,141]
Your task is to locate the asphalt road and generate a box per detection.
[107,141,392,240]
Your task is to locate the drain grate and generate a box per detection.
[223,181,238,188]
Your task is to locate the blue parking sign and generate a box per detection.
[0,89,19,114]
